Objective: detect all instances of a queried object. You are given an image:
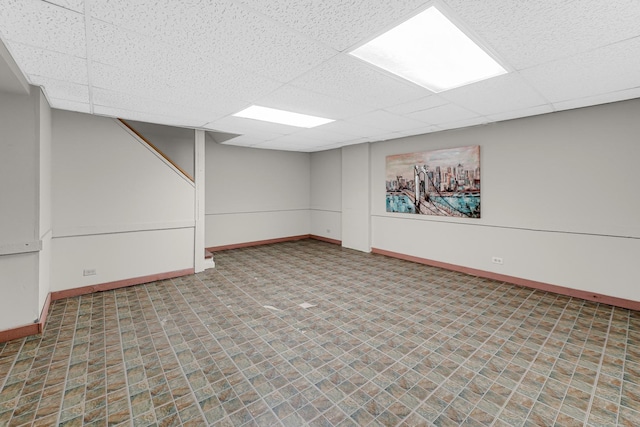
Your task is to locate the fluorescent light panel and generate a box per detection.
[350,6,507,93]
[233,105,334,128]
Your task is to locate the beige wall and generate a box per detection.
[368,99,640,301]
[51,110,196,291]
[205,142,311,247]
[310,148,342,240]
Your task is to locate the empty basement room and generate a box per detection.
[1,1,640,426]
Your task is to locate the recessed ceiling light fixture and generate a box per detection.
[350,5,507,93]
[232,105,334,128]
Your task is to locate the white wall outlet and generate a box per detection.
[83,268,96,276]
[492,257,503,265]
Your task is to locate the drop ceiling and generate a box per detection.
[1,0,640,152]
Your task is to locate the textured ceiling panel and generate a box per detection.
[7,44,88,85]
[48,98,91,114]
[92,88,210,123]
[520,37,640,104]
[93,105,207,128]
[205,116,298,137]
[237,0,430,51]
[348,110,429,132]
[30,76,89,104]
[93,0,337,83]
[447,0,640,70]
[290,55,429,108]
[2,0,640,152]
[0,0,86,57]
[251,85,375,120]
[487,104,554,123]
[319,119,392,138]
[383,95,448,115]
[407,103,480,125]
[440,73,548,116]
[192,2,338,83]
[552,87,640,113]
[46,0,85,13]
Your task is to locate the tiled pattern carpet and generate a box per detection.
[0,239,639,426]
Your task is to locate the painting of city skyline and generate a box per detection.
[386,145,481,218]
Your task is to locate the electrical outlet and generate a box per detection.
[326,229,331,234]
[491,257,503,265]
[83,268,96,276]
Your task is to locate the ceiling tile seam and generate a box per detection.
[512,70,556,113]
[87,11,340,89]
[84,0,95,114]
[230,0,345,54]
[337,0,434,53]
[41,0,83,15]
[1,39,89,60]
[550,86,640,109]
[436,0,514,75]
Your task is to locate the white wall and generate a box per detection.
[342,144,371,252]
[125,120,195,178]
[205,143,310,247]
[310,149,342,240]
[0,89,40,329]
[369,99,640,302]
[38,89,52,310]
[51,111,195,291]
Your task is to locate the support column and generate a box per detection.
[194,130,206,272]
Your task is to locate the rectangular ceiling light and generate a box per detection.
[232,105,334,128]
[350,6,507,93]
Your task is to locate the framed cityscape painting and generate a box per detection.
[386,145,481,218]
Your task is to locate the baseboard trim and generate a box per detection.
[50,268,195,301]
[372,248,640,311]
[38,292,52,334]
[309,235,342,246]
[207,235,311,252]
[0,323,40,343]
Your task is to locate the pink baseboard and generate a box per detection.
[0,292,53,343]
[207,235,311,252]
[372,248,640,312]
[309,235,342,245]
[50,268,195,301]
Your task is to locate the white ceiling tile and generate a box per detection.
[93,105,207,128]
[436,116,493,132]
[92,88,211,123]
[251,85,375,120]
[552,87,640,113]
[384,95,448,115]
[292,128,361,144]
[219,135,265,147]
[93,0,337,82]
[520,37,640,103]
[348,110,430,131]
[439,73,549,116]
[406,103,479,125]
[263,133,328,147]
[49,98,91,114]
[45,0,85,13]
[446,0,640,70]
[7,44,88,85]
[290,54,430,108]
[2,0,640,152]
[31,76,89,103]
[0,0,86,57]
[397,125,440,137]
[204,116,297,137]
[487,104,554,123]
[319,119,388,138]
[236,0,430,51]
